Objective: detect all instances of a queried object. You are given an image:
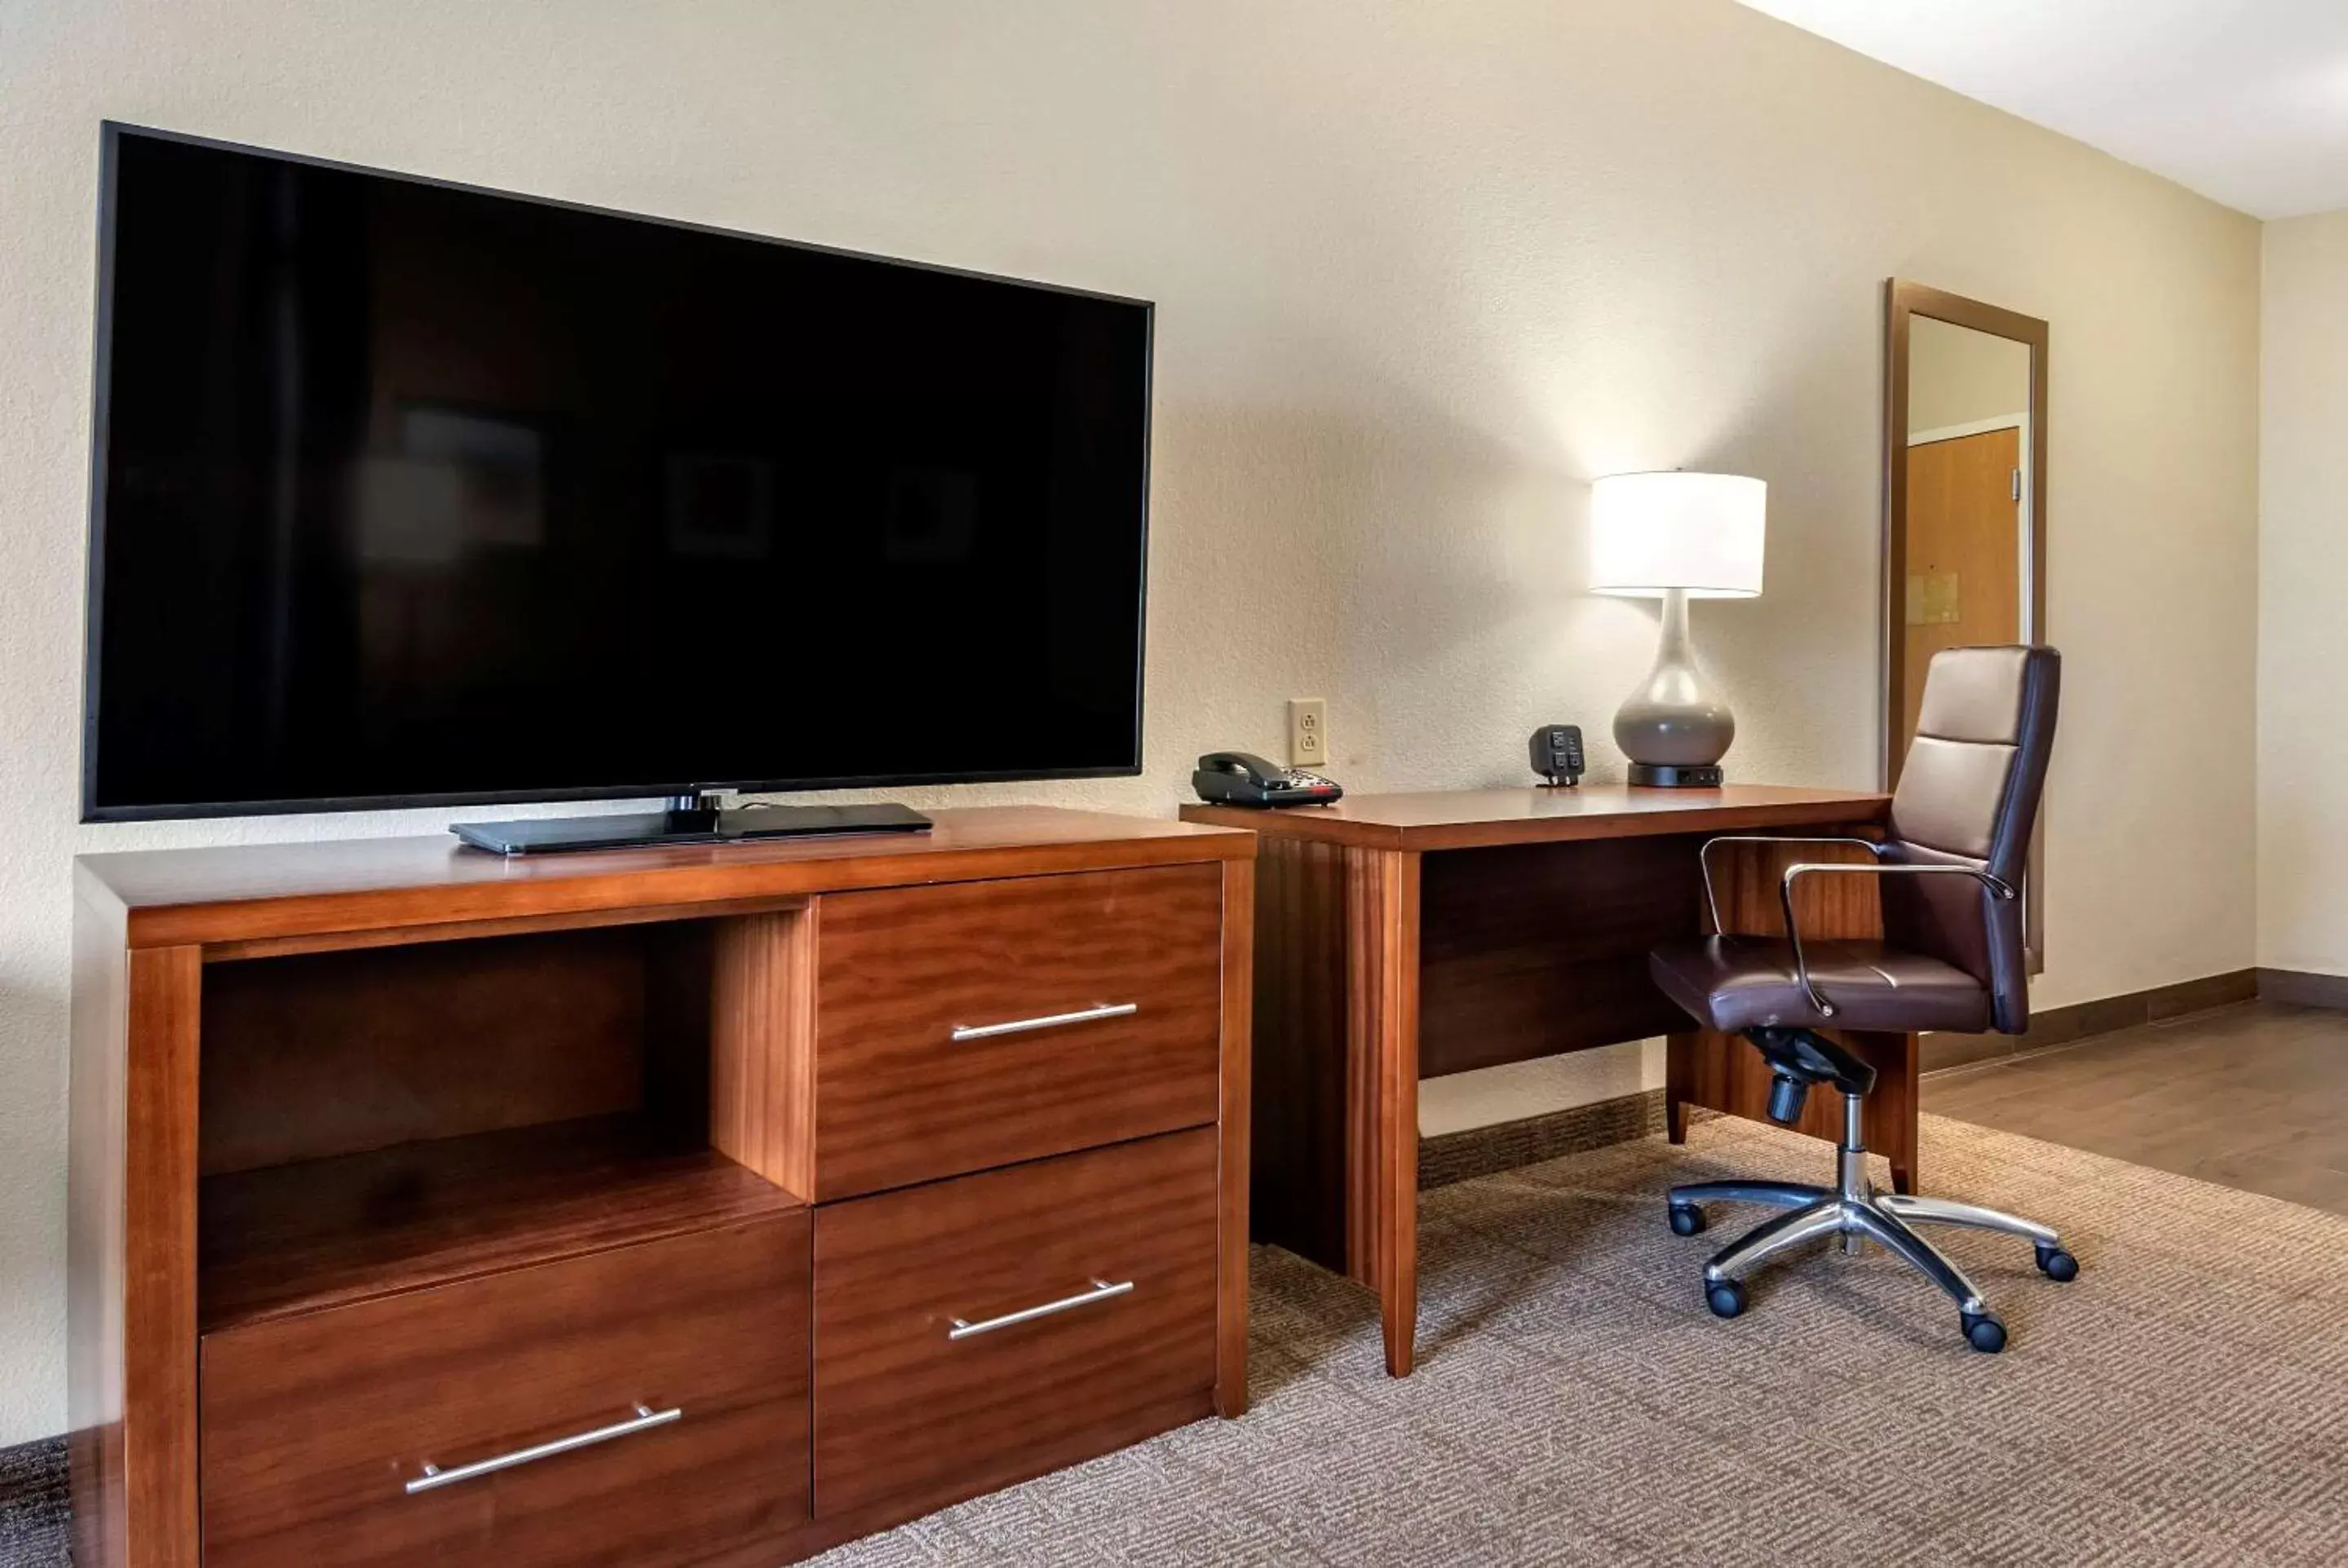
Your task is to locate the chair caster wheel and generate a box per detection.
[2035,1243,2079,1282]
[1962,1312,2007,1354]
[1669,1204,1707,1237]
[1705,1279,1746,1319]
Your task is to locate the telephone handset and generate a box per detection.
[1192,751,1344,809]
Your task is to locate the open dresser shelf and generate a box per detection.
[199,1116,801,1333]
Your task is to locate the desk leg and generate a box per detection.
[1344,847,1422,1378]
[1855,1030,1920,1195]
[1666,1033,1694,1146]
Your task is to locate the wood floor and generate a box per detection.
[1921,1000,2348,1217]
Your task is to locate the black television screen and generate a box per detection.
[83,126,1151,821]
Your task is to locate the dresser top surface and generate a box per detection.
[1182,784,1890,850]
[80,806,1252,950]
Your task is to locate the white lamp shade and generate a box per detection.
[1587,471,1766,598]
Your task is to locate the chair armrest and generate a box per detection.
[1775,862,2017,1019]
[1696,835,1889,934]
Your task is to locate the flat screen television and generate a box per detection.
[83,125,1152,847]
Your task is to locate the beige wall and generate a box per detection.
[2258,210,2348,977]
[0,0,2262,1440]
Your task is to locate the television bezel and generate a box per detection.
[81,121,1153,824]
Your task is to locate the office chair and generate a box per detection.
[1647,645,2073,1353]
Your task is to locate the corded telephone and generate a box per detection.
[1191,751,1344,809]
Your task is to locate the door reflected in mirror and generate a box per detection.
[1901,316,2032,753]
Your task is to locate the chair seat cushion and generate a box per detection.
[1648,936,1991,1035]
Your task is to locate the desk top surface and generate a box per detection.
[1180,784,1889,852]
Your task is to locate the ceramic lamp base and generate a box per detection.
[1612,586,1737,782]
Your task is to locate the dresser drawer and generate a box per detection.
[812,1128,1219,1517]
[200,1212,811,1568]
[813,864,1223,1198]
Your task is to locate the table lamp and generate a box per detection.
[1588,470,1766,787]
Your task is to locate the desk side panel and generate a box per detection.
[1246,837,1350,1271]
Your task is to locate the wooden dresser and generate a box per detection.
[67,807,1255,1568]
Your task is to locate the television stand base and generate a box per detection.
[452,801,933,855]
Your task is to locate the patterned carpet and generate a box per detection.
[0,1436,65,1567]
[7,1113,2343,1566]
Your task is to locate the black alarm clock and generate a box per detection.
[1529,724,1584,787]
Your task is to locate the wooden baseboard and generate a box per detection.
[1921,970,2258,1074]
[2257,967,2348,1009]
[1418,1089,1665,1190]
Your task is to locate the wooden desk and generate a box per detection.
[1181,784,1897,1376]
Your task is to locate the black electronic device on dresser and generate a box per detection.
[1528,725,1585,787]
[1191,753,1343,809]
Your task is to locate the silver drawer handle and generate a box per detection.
[949,1002,1138,1042]
[404,1404,681,1495]
[948,1279,1134,1341]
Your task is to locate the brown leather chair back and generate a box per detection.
[1881,646,2059,1033]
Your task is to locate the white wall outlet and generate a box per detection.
[1287,698,1328,769]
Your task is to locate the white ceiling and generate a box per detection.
[1738,1,2348,219]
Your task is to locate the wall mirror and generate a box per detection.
[1883,280,2049,960]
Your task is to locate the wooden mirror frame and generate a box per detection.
[1882,279,2050,963]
